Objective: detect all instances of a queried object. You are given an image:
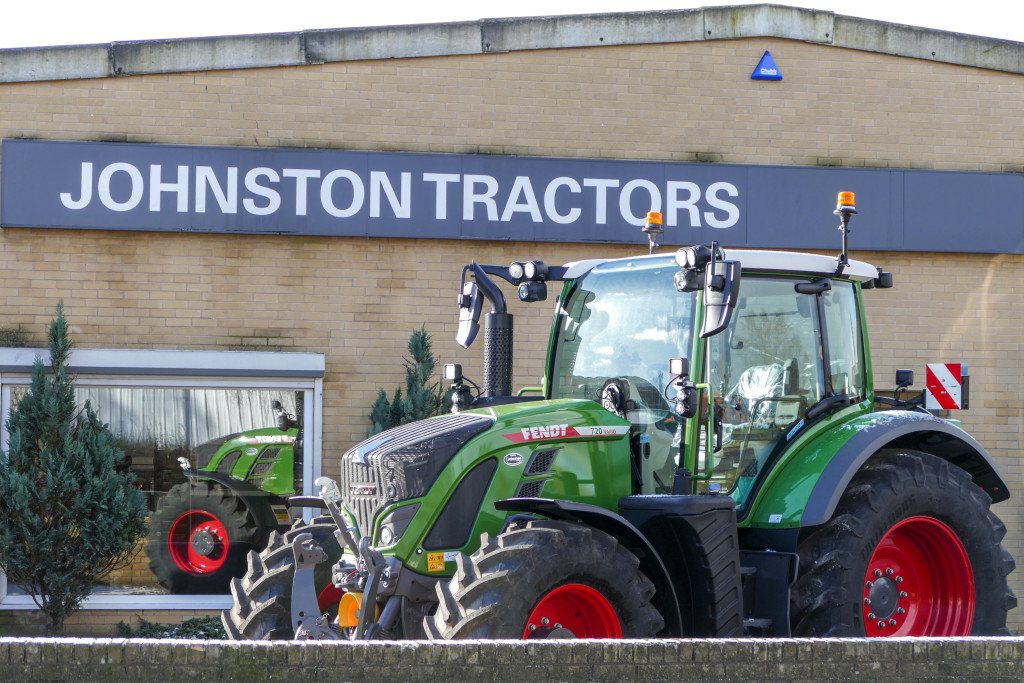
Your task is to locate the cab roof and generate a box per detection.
[725,249,880,283]
[564,249,880,283]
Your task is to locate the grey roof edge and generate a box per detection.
[3,4,1024,84]
[0,347,325,378]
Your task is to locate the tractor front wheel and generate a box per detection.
[222,517,342,640]
[425,520,664,639]
[147,481,268,594]
[791,449,1015,636]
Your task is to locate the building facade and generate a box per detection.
[0,4,1022,633]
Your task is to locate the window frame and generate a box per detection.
[0,347,324,611]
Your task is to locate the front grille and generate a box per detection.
[516,480,546,498]
[193,432,242,469]
[340,414,493,536]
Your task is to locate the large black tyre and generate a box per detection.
[791,449,1016,636]
[221,517,341,640]
[425,520,664,639]
[147,480,268,594]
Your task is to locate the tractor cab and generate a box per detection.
[547,256,697,494]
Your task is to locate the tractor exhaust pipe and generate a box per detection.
[458,262,513,398]
[482,310,513,397]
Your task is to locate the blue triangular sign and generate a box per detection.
[751,51,782,81]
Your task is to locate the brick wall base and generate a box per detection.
[1,637,1023,681]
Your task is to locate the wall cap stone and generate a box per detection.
[3,4,1024,84]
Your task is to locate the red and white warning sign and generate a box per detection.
[925,363,969,410]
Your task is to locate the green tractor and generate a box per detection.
[146,400,302,593]
[224,193,1014,639]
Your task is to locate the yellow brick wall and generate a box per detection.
[0,36,1022,632]
[0,607,221,637]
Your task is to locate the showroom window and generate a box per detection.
[0,347,324,610]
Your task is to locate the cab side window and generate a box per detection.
[704,277,825,501]
[821,282,866,401]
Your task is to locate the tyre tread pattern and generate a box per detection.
[791,449,1015,636]
[146,480,266,594]
[426,520,663,640]
[222,517,339,640]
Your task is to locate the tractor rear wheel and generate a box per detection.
[425,520,664,639]
[791,449,1015,636]
[222,517,342,640]
[147,480,268,594]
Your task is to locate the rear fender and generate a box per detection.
[746,410,1009,528]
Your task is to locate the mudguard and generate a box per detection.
[184,469,290,531]
[495,497,685,636]
[746,410,1010,529]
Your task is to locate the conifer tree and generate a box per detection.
[369,326,450,434]
[0,303,148,634]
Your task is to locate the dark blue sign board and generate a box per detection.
[752,51,782,81]
[1,139,1022,254]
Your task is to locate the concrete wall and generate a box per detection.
[0,4,1022,632]
[5,5,1024,83]
[2,636,1024,681]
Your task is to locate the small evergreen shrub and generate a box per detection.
[116,615,227,639]
[0,303,148,634]
[369,326,451,434]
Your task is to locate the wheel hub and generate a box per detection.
[868,573,901,622]
[190,528,218,557]
[169,510,230,575]
[526,624,576,639]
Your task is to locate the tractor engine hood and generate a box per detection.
[339,413,494,536]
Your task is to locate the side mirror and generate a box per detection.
[895,369,914,389]
[700,257,740,338]
[455,282,483,348]
[272,400,296,431]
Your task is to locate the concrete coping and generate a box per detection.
[1,635,1023,680]
[3,4,1024,84]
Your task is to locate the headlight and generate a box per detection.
[377,503,420,547]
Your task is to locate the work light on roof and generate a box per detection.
[675,245,713,270]
[523,260,548,281]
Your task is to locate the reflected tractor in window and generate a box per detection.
[224,193,1014,640]
[146,400,302,593]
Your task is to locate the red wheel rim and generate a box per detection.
[168,511,230,575]
[862,515,974,636]
[318,585,345,613]
[523,583,623,639]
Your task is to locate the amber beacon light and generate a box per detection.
[835,191,857,214]
[642,211,664,254]
[833,191,857,274]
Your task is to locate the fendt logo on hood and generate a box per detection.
[241,434,295,445]
[504,424,631,443]
[349,484,377,496]
[518,424,569,441]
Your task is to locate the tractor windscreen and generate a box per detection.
[549,257,697,406]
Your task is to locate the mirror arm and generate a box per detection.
[470,261,507,315]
